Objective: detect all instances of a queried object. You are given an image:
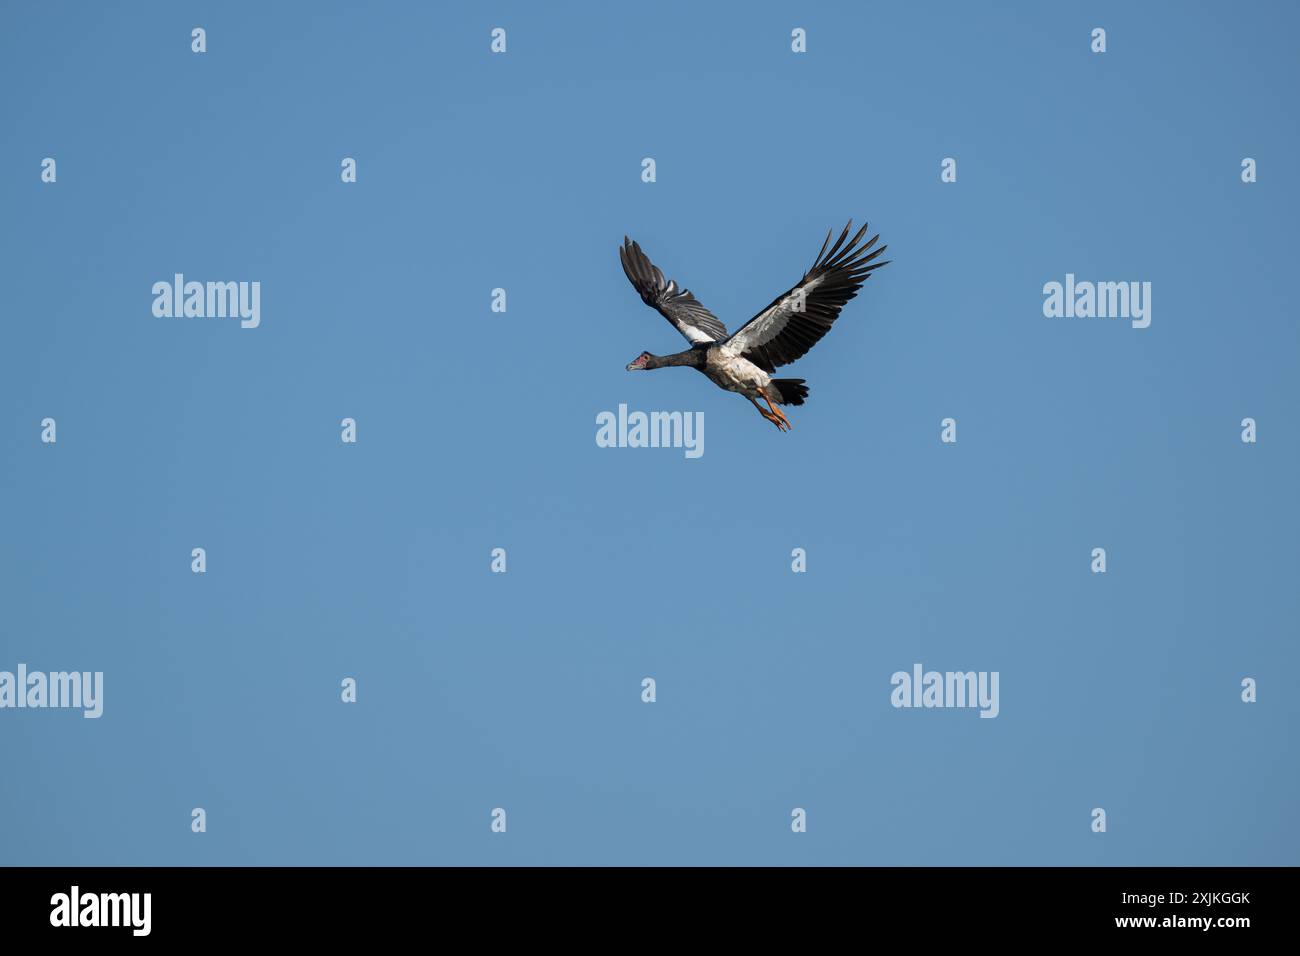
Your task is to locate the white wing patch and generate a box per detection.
[680,324,718,344]
[730,273,828,352]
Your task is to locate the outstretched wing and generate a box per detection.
[620,237,729,345]
[725,221,888,372]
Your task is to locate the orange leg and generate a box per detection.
[750,396,788,431]
[764,396,792,430]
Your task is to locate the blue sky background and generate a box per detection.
[1,1,1296,865]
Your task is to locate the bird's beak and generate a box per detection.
[625,361,638,371]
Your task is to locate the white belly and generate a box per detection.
[705,346,771,396]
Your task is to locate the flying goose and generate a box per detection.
[621,221,888,430]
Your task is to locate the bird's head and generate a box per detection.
[626,351,652,371]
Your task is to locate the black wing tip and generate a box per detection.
[819,221,888,271]
[811,218,875,269]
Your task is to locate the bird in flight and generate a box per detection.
[620,221,888,431]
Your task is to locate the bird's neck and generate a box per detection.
[649,348,705,369]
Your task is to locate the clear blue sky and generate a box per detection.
[1,1,1296,865]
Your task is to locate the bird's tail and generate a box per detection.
[771,379,808,406]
